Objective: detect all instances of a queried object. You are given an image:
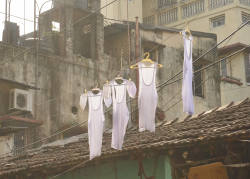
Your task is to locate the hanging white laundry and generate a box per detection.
[138,62,158,132]
[104,79,136,150]
[181,31,194,115]
[79,90,111,160]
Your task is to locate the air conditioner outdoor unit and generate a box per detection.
[9,89,32,112]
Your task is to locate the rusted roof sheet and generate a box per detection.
[0,98,250,177]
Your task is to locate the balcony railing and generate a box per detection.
[181,0,205,18]
[158,8,178,25]
[240,0,250,5]
[209,0,233,9]
[154,0,249,25]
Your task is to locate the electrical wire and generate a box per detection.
[157,20,250,90]
[0,19,248,159]
[162,44,250,112]
[10,35,250,179]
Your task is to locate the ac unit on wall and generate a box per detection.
[9,89,33,112]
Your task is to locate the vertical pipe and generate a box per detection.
[34,0,36,40]
[34,0,38,123]
[5,0,7,22]
[127,0,130,64]
[24,0,25,34]
[135,16,140,123]
[8,0,11,21]
[135,17,140,63]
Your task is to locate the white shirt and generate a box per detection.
[138,62,158,132]
[182,31,194,115]
[104,79,136,150]
[80,90,111,160]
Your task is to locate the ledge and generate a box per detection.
[221,76,243,86]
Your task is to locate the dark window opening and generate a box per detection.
[71,106,78,115]
[210,15,225,28]
[221,59,227,77]
[245,53,250,84]
[193,64,204,98]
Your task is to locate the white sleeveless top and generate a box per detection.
[79,90,111,160]
[182,31,194,115]
[138,62,158,132]
[104,79,136,150]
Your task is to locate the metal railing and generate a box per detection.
[158,8,178,25]
[154,0,249,25]
[181,0,205,18]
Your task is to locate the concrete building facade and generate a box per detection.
[141,0,250,105]
[0,0,220,156]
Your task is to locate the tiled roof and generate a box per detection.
[0,98,250,177]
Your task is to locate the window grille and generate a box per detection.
[181,0,205,18]
[210,15,225,28]
[158,8,178,25]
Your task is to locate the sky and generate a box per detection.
[0,0,53,40]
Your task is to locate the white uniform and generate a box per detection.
[79,90,111,160]
[182,31,194,115]
[138,62,158,132]
[104,79,136,150]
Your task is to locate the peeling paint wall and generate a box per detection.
[57,155,169,179]
[0,135,14,155]
[140,29,221,120]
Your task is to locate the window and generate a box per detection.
[209,0,233,10]
[143,15,155,26]
[210,15,225,28]
[52,21,60,32]
[245,53,250,84]
[193,64,204,97]
[158,8,178,25]
[181,0,205,18]
[220,59,227,76]
[242,12,250,24]
[158,0,177,9]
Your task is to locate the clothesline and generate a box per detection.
[2,20,248,160]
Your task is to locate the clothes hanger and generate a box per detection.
[115,74,124,85]
[179,21,192,37]
[91,81,100,94]
[130,52,163,69]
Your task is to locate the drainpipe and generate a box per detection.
[135,16,140,123]
[8,0,11,21]
[5,0,7,22]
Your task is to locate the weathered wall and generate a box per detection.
[139,29,220,120]
[101,0,143,22]
[56,155,171,179]
[220,52,250,105]
[0,135,13,155]
[0,43,114,140]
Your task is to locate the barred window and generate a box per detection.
[210,15,225,28]
[143,15,155,26]
[158,0,177,8]
[193,64,204,98]
[245,53,250,83]
[220,59,227,77]
[181,0,205,18]
[158,8,178,25]
[242,12,250,24]
[209,0,233,10]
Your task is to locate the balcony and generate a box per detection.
[155,0,250,25]
[240,0,250,5]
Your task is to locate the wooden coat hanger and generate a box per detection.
[130,52,163,69]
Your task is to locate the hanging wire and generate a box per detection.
[0,19,249,159]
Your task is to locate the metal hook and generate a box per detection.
[144,52,150,59]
